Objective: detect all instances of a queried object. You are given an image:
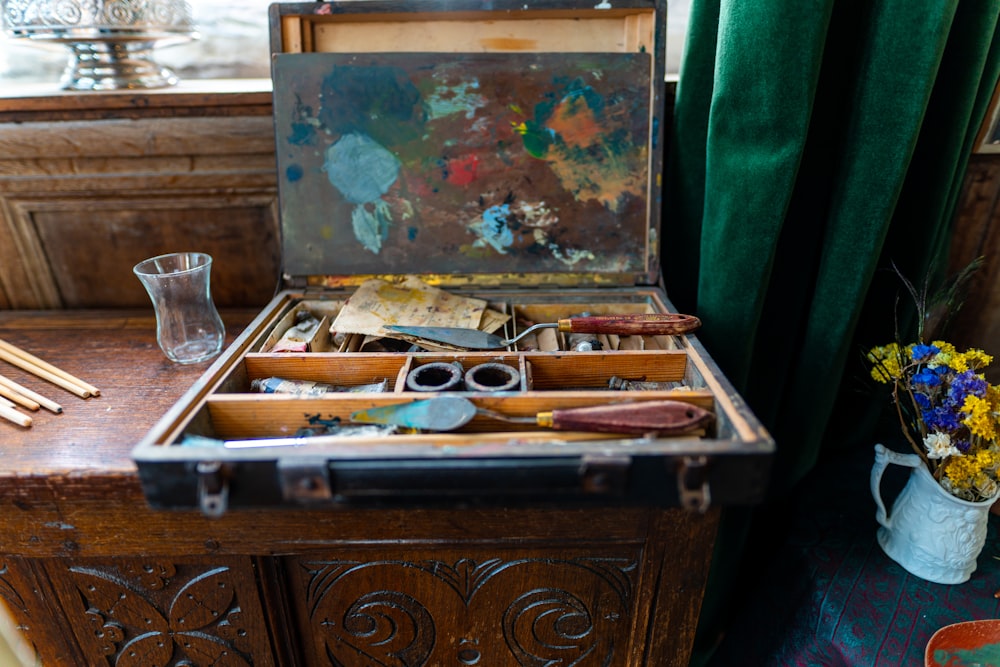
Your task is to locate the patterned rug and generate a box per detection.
[707,444,1000,666]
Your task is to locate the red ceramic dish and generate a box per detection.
[926,619,1000,667]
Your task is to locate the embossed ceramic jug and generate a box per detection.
[871,443,996,584]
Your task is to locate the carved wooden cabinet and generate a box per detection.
[4,517,716,666]
[0,311,718,666]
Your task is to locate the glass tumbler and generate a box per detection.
[133,252,225,364]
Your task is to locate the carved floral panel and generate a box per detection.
[43,556,275,666]
[286,548,643,667]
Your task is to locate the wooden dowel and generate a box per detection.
[0,347,90,398]
[0,384,39,411]
[0,339,99,397]
[0,400,31,428]
[0,374,62,414]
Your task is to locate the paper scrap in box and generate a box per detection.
[330,277,508,338]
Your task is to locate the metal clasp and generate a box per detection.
[677,456,712,512]
[579,454,630,496]
[196,461,229,518]
[278,458,333,503]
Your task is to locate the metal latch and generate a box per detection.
[677,456,711,512]
[579,454,630,495]
[197,461,229,518]
[278,458,333,503]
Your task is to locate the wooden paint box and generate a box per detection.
[132,0,773,516]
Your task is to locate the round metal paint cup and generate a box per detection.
[405,361,465,392]
[464,363,520,393]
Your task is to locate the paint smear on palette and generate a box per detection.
[933,644,1000,666]
[425,76,488,121]
[444,154,480,187]
[465,198,594,265]
[515,80,646,212]
[323,132,401,253]
[469,204,515,253]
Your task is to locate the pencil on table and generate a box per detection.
[0,383,39,411]
[0,343,93,399]
[0,374,62,414]
[0,397,31,428]
[0,338,98,397]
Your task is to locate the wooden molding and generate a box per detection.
[0,115,280,309]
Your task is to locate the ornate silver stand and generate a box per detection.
[1,0,197,90]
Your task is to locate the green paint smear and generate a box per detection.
[519,120,553,159]
[934,642,1000,666]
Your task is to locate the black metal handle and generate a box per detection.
[326,457,629,501]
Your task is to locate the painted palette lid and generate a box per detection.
[269,1,666,288]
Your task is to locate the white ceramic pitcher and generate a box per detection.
[870,443,995,584]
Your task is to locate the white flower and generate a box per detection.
[924,432,960,459]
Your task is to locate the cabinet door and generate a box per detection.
[42,556,281,666]
[284,545,644,667]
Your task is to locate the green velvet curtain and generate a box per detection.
[663,1,1000,663]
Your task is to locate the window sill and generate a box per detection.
[0,78,273,121]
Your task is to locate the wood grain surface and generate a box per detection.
[0,309,256,481]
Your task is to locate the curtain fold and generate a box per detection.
[664,1,1000,663]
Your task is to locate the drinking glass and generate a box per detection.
[133,252,225,364]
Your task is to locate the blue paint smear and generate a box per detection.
[351,200,393,254]
[286,164,304,182]
[323,133,401,204]
[408,226,418,241]
[472,204,514,253]
[287,122,316,146]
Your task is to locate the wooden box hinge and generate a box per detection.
[281,272,309,290]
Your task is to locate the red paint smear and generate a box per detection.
[446,154,479,187]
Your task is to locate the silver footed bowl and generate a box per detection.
[1,0,198,90]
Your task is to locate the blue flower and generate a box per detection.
[911,344,940,362]
[949,370,987,402]
[922,405,961,433]
[954,437,972,453]
[912,370,941,388]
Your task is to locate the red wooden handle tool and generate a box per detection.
[536,400,714,436]
[556,314,701,336]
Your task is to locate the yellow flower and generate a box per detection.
[962,395,996,441]
[868,344,903,383]
[930,340,957,369]
[949,348,993,373]
[989,384,1000,408]
[942,448,1000,492]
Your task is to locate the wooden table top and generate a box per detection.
[0,309,256,490]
